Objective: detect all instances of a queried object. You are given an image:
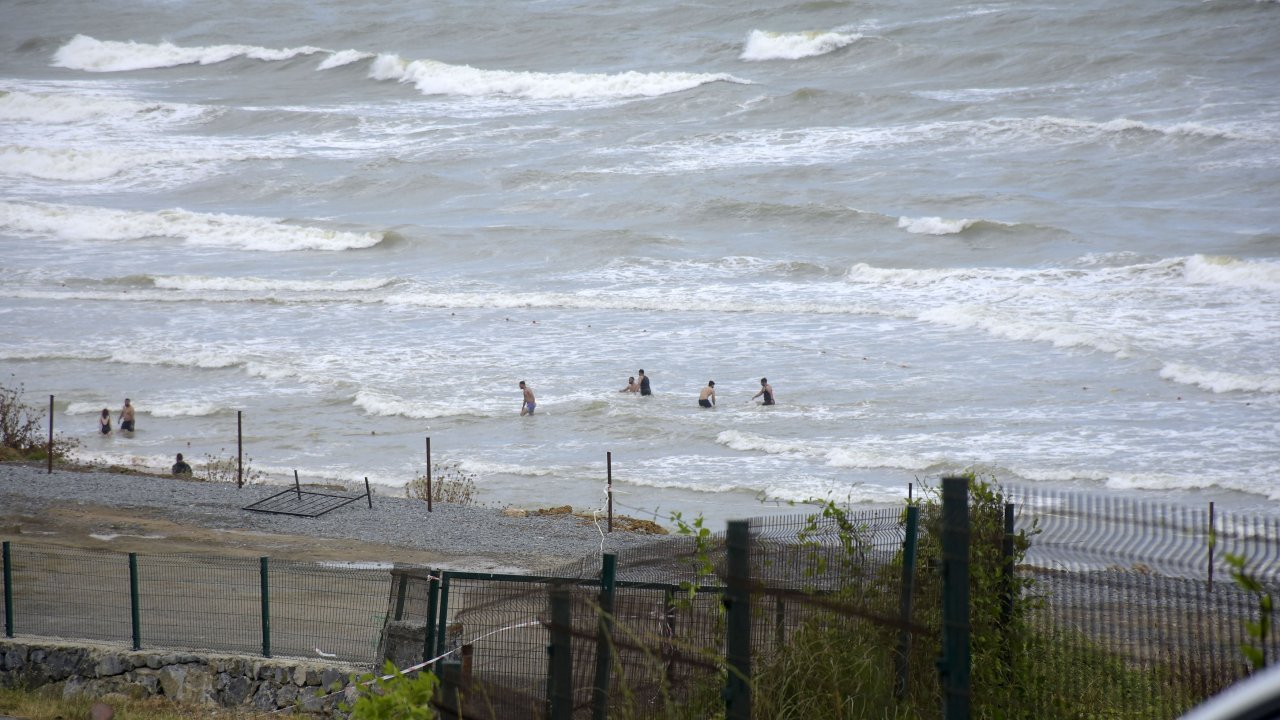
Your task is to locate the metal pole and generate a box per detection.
[1207,502,1215,593]
[1001,503,1015,628]
[294,469,301,501]
[424,571,441,667]
[593,553,617,720]
[940,476,971,720]
[439,659,462,720]
[365,477,373,508]
[47,395,53,474]
[426,437,433,513]
[128,553,141,651]
[237,410,243,488]
[260,556,271,657]
[895,504,921,699]
[3,541,13,638]
[548,585,574,720]
[393,573,408,622]
[607,451,613,533]
[435,574,451,659]
[724,520,751,720]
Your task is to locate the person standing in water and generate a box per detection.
[519,381,536,416]
[752,378,775,405]
[638,369,652,396]
[171,453,192,475]
[698,381,716,408]
[98,408,112,434]
[118,398,135,432]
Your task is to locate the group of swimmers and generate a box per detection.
[518,371,774,415]
[97,398,135,434]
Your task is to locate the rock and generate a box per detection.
[94,654,130,677]
[502,508,528,518]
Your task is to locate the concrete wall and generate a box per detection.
[0,639,364,715]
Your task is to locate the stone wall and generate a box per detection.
[0,638,364,715]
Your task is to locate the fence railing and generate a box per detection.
[3,482,1278,719]
[1,544,390,664]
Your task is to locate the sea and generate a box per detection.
[1,0,1277,529]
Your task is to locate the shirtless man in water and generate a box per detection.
[519,381,536,416]
[698,381,716,408]
[119,398,136,432]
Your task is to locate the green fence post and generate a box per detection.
[393,572,408,622]
[592,553,617,720]
[548,585,574,720]
[435,574,451,660]
[724,520,751,720]
[3,541,13,638]
[438,658,462,720]
[895,504,921,699]
[260,556,271,658]
[128,552,141,651]
[939,476,971,720]
[424,571,441,667]
[1001,503,1015,628]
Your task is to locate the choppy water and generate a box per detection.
[2,0,1278,527]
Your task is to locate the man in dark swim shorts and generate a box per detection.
[698,381,715,408]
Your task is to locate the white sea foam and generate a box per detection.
[0,201,385,252]
[152,275,394,292]
[0,145,186,182]
[459,459,555,477]
[353,390,490,420]
[896,216,979,235]
[1159,363,1280,394]
[369,53,746,100]
[144,400,224,417]
[1182,255,1280,292]
[317,50,374,71]
[0,89,201,125]
[52,34,326,72]
[739,29,862,61]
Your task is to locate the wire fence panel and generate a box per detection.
[136,553,261,656]
[9,545,131,644]
[265,560,390,664]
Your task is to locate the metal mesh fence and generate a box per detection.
[5,487,1279,718]
[2,545,390,665]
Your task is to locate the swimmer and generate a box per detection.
[698,381,716,408]
[519,381,536,416]
[752,378,775,406]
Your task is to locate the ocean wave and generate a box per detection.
[353,389,490,420]
[0,145,194,182]
[150,275,395,292]
[716,430,939,471]
[0,89,203,125]
[369,53,748,100]
[1182,254,1280,292]
[67,399,222,417]
[1159,363,1280,394]
[739,29,862,61]
[52,34,326,72]
[897,216,979,235]
[0,200,386,252]
[317,50,374,71]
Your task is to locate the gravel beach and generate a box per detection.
[0,462,665,572]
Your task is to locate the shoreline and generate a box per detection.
[0,461,667,573]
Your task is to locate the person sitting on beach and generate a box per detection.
[172,453,192,475]
[620,376,639,393]
[752,378,775,406]
[119,398,135,432]
[698,381,716,408]
[519,381,536,416]
[98,408,111,434]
